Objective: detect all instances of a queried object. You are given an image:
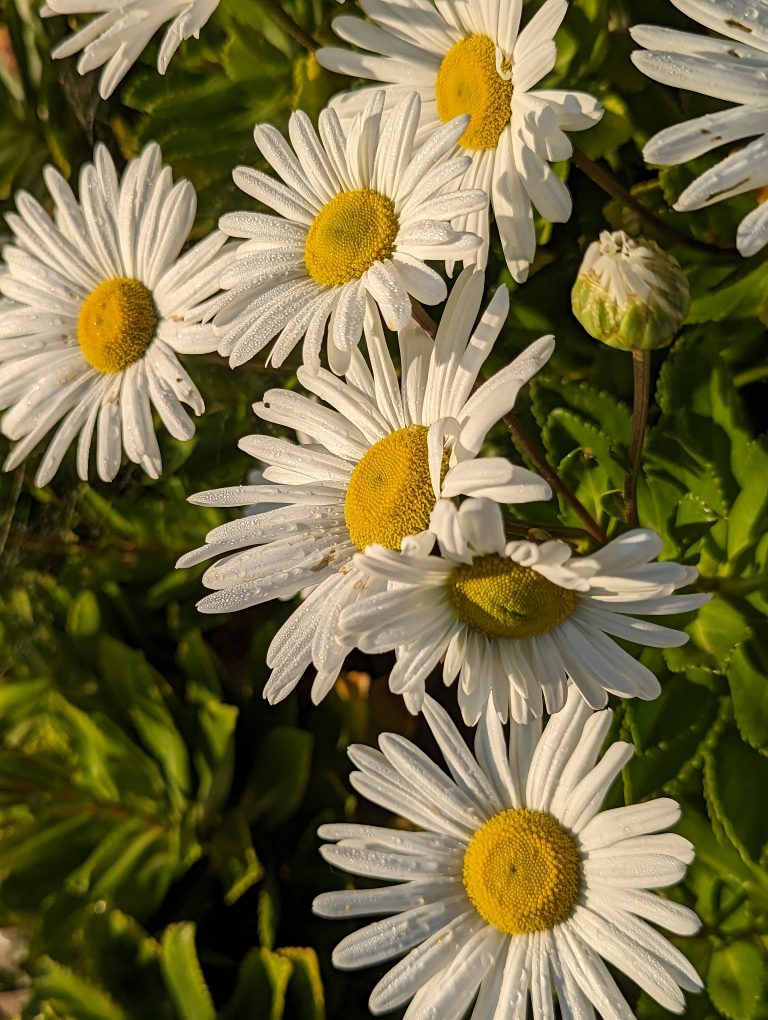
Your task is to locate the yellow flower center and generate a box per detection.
[345,425,445,551]
[435,34,513,151]
[449,555,579,639]
[77,277,157,374]
[304,189,399,287]
[463,808,581,935]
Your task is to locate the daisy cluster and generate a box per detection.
[5,0,758,1016]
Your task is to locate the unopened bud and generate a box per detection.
[572,230,689,351]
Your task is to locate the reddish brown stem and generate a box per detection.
[623,349,651,528]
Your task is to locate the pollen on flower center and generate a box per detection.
[449,555,579,639]
[435,34,513,150]
[463,808,582,935]
[77,277,157,374]
[345,425,445,551]
[304,188,399,287]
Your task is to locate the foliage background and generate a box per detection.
[0,0,766,1016]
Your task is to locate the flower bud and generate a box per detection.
[571,230,690,351]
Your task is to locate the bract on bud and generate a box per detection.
[572,230,690,351]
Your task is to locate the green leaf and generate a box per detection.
[704,727,768,863]
[544,409,625,528]
[222,948,293,1020]
[278,948,325,1020]
[708,941,768,1020]
[66,590,100,638]
[33,959,128,1020]
[688,260,768,324]
[728,640,768,754]
[725,438,768,564]
[208,810,264,906]
[241,726,313,829]
[97,637,192,804]
[159,923,215,1020]
[665,596,750,676]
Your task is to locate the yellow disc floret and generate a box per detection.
[78,277,157,374]
[436,34,513,150]
[463,808,581,935]
[449,555,578,639]
[304,189,399,287]
[345,425,445,551]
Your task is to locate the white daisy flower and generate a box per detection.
[631,0,768,257]
[316,0,603,283]
[42,0,219,99]
[0,142,234,486]
[342,498,710,724]
[178,269,553,706]
[212,90,487,372]
[314,686,703,1019]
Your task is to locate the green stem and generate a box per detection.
[256,0,318,51]
[503,518,595,546]
[571,147,736,256]
[699,573,768,595]
[623,349,651,528]
[734,363,768,388]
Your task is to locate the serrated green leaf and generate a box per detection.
[726,438,768,563]
[708,941,768,1020]
[665,597,750,675]
[258,878,280,951]
[159,923,215,1020]
[34,959,128,1020]
[688,260,768,324]
[278,947,325,1020]
[727,640,768,754]
[222,948,293,1020]
[704,728,768,863]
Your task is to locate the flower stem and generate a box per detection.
[411,299,608,546]
[571,147,735,256]
[623,349,651,528]
[501,411,607,545]
[256,0,317,51]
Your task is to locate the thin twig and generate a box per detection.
[256,0,318,51]
[502,410,607,545]
[571,147,736,256]
[623,349,651,528]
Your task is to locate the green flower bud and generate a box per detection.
[571,231,690,351]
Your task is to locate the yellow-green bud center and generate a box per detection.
[449,555,579,639]
[304,188,399,287]
[463,808,581,935]
[436,35,513,150]
[345,425,445,551]
[77,277,157,373]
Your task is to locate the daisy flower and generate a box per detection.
[178,269,553,706]
[0,142,234,486]
[212,90,487,372]
[314,686,703,1019]
[631,0,768,257]
[342,498,710,723]
[316,0,603,283]
[42,0,219,99]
